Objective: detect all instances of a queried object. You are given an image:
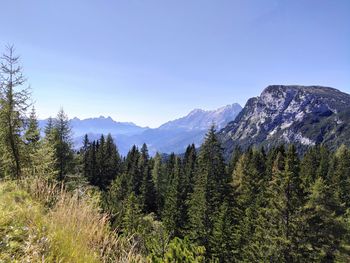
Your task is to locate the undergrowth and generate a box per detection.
[0,179,144,262]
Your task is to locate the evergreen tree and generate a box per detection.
[24,106,40,149]
[301,177,348,262]
[95,134,106,187]
[122,192,143,234]
[86,140,98,186]
[103,173,131,229]
[149,237,205,263]
[139,143,156,213]
[30,138,58,180]
[182,144,197,195]
[210,201,237,262]
[187,169,207,245]
[52,108,74,180]
[100,134,121,189]
[152,152,167,216]
[187,126,229,257]
[23,107,41,176]
[260,145,304,262]
[178,144,197,235]
[81,134,90,179]
[126,145,142,195]
[231,148,267,261]
[330,145,350,208]
[227,146,242,176]
[0,45,30,178]
[162,156,181,236]
[44,117,54,138]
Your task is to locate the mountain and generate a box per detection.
[127,103,242,155]
[159,103,242,131]
[38,116,149,138]
[39,103,242,155]
[218,85,350,158]
[38,116,149,154]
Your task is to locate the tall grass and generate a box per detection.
[0,178,144,262]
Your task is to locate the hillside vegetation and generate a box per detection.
[1,46,350,262]
[0,179,143,262]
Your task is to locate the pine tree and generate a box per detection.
[30,138,58,180]
[24,106,40,149]
[330,145,350,208]
[183,144,197,195]
[103,173,131,229]
[231,148,267,261]
[187,126,229,257]
[210,201,237,262]
[301,177,348,262]
[162,156,181,236]
[152,152,167,216]
[139,143,156,213]
[261,151,288,261]
[44,117,54,138]
[317,145,330,180]
[86,140,98,186]
[81,134,90,179]
[0,45,30,178]
[52,108,74,180]
[23,107,41,176]
[227,146,242,177]
[126,145,142,195]
[122,192,143,234]
[95,134,106,188]
[187,170,207,245]
[259,145,304,262]
[178,144,197,235]
[101,134,121,189]
[300,146,319,192]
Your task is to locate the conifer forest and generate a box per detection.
[1,45,350,262]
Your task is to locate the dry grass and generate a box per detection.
[0,178,145,262]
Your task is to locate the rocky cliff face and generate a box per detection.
[218,85,350,158]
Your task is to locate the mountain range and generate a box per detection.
[218,85,350,158]
[39,103,242,155]
[39,85,350,158]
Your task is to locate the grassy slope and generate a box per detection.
[0,180,142,263]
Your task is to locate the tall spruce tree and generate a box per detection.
[0,45,30,178]
[126,145,142,195]
[260,145,304,262]
[152,152,167,217]
[139,143,156,213]
[330,145,350,209]
[23,107,41,176]
[102,134,121,189]
[187,126,229,257]
[301,177,348,262]
[53,108,74,180]
[162,156,182,236]
[231,148,267,261]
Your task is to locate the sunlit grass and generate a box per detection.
[0,179,143,262]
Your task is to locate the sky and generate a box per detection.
[0,0,349,128]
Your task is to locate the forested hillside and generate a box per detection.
[1,46,350,262]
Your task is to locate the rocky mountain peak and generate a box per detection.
[159,103,242,131]
[218,85,350,158]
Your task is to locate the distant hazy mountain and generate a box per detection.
[38,116,148,138]
[39,103,242,155]
[159,103,242,131]
[127,103,242,155]
[218,85,350,158]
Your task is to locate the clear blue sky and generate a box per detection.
[1,0,349,128]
